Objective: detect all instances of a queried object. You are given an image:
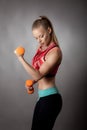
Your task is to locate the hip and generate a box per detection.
[37,92,63,112]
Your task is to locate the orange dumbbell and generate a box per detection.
[14,46,25,56]
[25,80,35,94]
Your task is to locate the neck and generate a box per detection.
[40,41,54,51]
[40,43,54,51]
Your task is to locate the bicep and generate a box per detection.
[39,49,61,76]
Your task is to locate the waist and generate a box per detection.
[38,86,59,98]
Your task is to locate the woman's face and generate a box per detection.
[32,25,51,48]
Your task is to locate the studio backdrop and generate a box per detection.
[0,0,86,130]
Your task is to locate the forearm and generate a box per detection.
[18,56,42,81]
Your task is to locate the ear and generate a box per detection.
[47,27,52,34]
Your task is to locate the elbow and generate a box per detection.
[31,70,43,82]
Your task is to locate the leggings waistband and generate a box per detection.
[38,86,59,98]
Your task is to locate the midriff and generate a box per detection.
[38,76,56,90]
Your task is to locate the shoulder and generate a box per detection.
[44,47,62,66]
[46,47,62,60]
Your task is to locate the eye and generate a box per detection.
[34,37,38,40]
[40,34,44,38]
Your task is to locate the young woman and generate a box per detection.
[15,16,63,130]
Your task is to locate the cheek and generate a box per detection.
[44,34,50,41]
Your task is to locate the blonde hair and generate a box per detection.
[32,16,60,48]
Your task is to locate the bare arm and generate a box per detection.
[16,47,62,82]
[17,56,42,81]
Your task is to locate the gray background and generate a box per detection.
[0,0,86,130]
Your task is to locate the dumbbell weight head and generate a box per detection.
[27,87,34,94]
[14,46,25,56]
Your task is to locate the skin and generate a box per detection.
[15,25,62,90]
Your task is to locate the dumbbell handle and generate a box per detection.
[25,80,35,94]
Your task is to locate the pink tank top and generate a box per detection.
[32,42,59,77]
